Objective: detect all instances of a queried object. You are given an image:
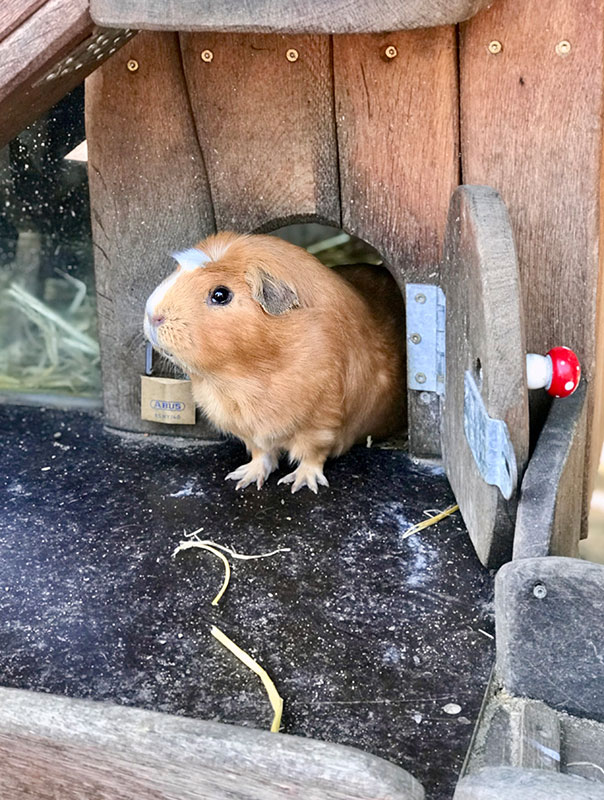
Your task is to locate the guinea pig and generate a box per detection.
[143,232,406,492]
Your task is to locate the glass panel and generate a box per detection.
[0,86,100,401]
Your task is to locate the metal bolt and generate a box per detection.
[384,45,398,60]
[126,59,139,72]
[201,49,214,63]
[533,583,547,599]
[556,40,571,56]
[419,392,431,405]
[415,293,426,304]
[410,333,422,345]
[415,373,427,384]
[488,40,503,54]
[286,48,299,62]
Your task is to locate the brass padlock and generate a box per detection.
[140,343,196,425]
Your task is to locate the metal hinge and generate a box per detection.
[464,371,518,500]
[405,283,446,395]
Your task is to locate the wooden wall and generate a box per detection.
[87,28,459,444]
[87,0,604,509]
[460,0,604,522]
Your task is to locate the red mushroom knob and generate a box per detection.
[526,347,581,398]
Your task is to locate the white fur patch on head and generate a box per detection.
[171,247,211,271]
[145,270,180,318]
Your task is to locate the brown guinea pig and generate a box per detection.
[144,232,406,492]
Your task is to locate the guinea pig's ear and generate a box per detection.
[246,268,300,315]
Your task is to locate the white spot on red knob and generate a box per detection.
[526,347,580,397]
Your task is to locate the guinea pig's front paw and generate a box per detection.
[225,452,279,490]
[277,463,330,494]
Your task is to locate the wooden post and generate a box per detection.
[86,32,216,436]
[334,29,459,455]
[460,0,604,523]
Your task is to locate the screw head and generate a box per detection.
[201,49,214,63]
[533,583,547,599]
[384,45,398,60]
[410,333,422,345]
[126,59,139,72]
[286,48,299,63]
[415,373,427,384]
[488,40,503,54]
[556,40,571,56]
[415,293,426,304]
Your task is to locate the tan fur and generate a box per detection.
[144,232,406,491]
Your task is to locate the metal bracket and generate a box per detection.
[464,371,517,500]
[33,28,135,87]
[405,284,446,394]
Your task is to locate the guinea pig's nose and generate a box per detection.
[148,311,165,328]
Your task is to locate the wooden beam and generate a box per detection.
[456,766,604,798]
[90,0,494,35]
[514,383,587,559]
[333,29,459,455]
[460,0,604,521]
[0,0,134,150]
[0,687,425,799]
[0,0,47,45]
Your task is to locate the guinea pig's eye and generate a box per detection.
[209,286,233,306]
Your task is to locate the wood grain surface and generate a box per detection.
[90,0,493,34]
[514,382,587,560]
[0,0,92,148]
[456,766,604,798]
[0,0,134,150]
[465,695,562,775]
[0,687,425,800]
[496,556,604,723]
[441,185,529,568]
[86,32,218,436]
[179,32,339,232]
[460,0,604,523]
[0,0,46,44]
[334,29,459,455]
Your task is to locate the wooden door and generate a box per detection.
[441,185,529,568]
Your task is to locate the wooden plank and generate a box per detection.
[514,383,587,560]
[179,32,339,233]
[465,689,604,786]
[0,687,425,799]
[496,557,604,723]
[86,32,218,436]
[441,186,529,568]
[0,0,134,150]
[90,0,494,34]
[455,766,604,799]
[333,28,459,456]
[516,701,561,771]
[0,0,46,44]
[561,714,604,785]
[459,0,604,529]
[464,695,561,775]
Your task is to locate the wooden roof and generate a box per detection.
[0,0,134,150]
[90,0,494,34]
